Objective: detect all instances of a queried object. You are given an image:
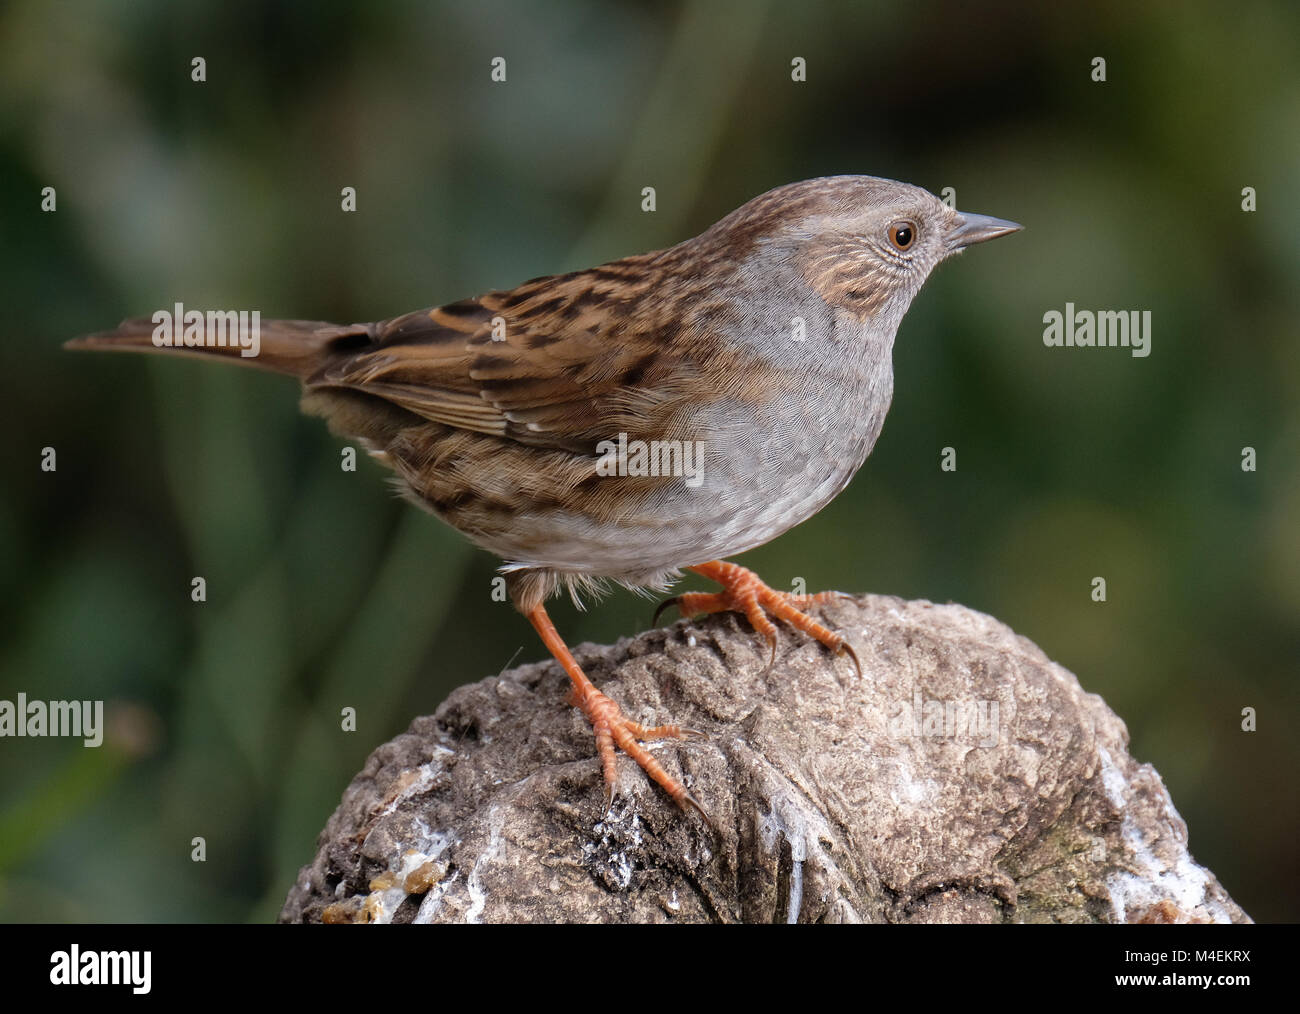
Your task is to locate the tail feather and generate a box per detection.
[65,316,371,379]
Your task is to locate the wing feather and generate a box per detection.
[304,253,701,452]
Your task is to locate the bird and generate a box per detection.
[67,175,1020,825]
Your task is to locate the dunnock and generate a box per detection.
[68,175,1020,822]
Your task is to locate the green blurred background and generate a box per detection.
[1,0,1296,922]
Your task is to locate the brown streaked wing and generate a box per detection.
[304,258,694,454]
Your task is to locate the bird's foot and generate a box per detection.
[655,559,860,676]
[526,604,713,829]
[573,686,711,827]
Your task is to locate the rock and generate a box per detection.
[277,595,1249,924]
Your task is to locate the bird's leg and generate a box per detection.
[657,560,860,675]
[525,603,710,824]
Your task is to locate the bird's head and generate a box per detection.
[712,175,1021,331]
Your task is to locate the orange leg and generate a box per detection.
[657,560,860,675]
[525,604,711,826]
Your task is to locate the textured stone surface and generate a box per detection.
[278,595,1249,924]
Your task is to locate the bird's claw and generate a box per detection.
[652,595,682,627]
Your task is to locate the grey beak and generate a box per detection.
[949,211,1023,249]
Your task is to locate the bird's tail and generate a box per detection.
[65,313,370,380]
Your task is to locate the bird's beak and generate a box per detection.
[948,212,1023,250]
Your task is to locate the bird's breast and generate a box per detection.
[683,350,894,558]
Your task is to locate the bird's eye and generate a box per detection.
[888,220,916,252]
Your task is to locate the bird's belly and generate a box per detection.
[472,384,890,581]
